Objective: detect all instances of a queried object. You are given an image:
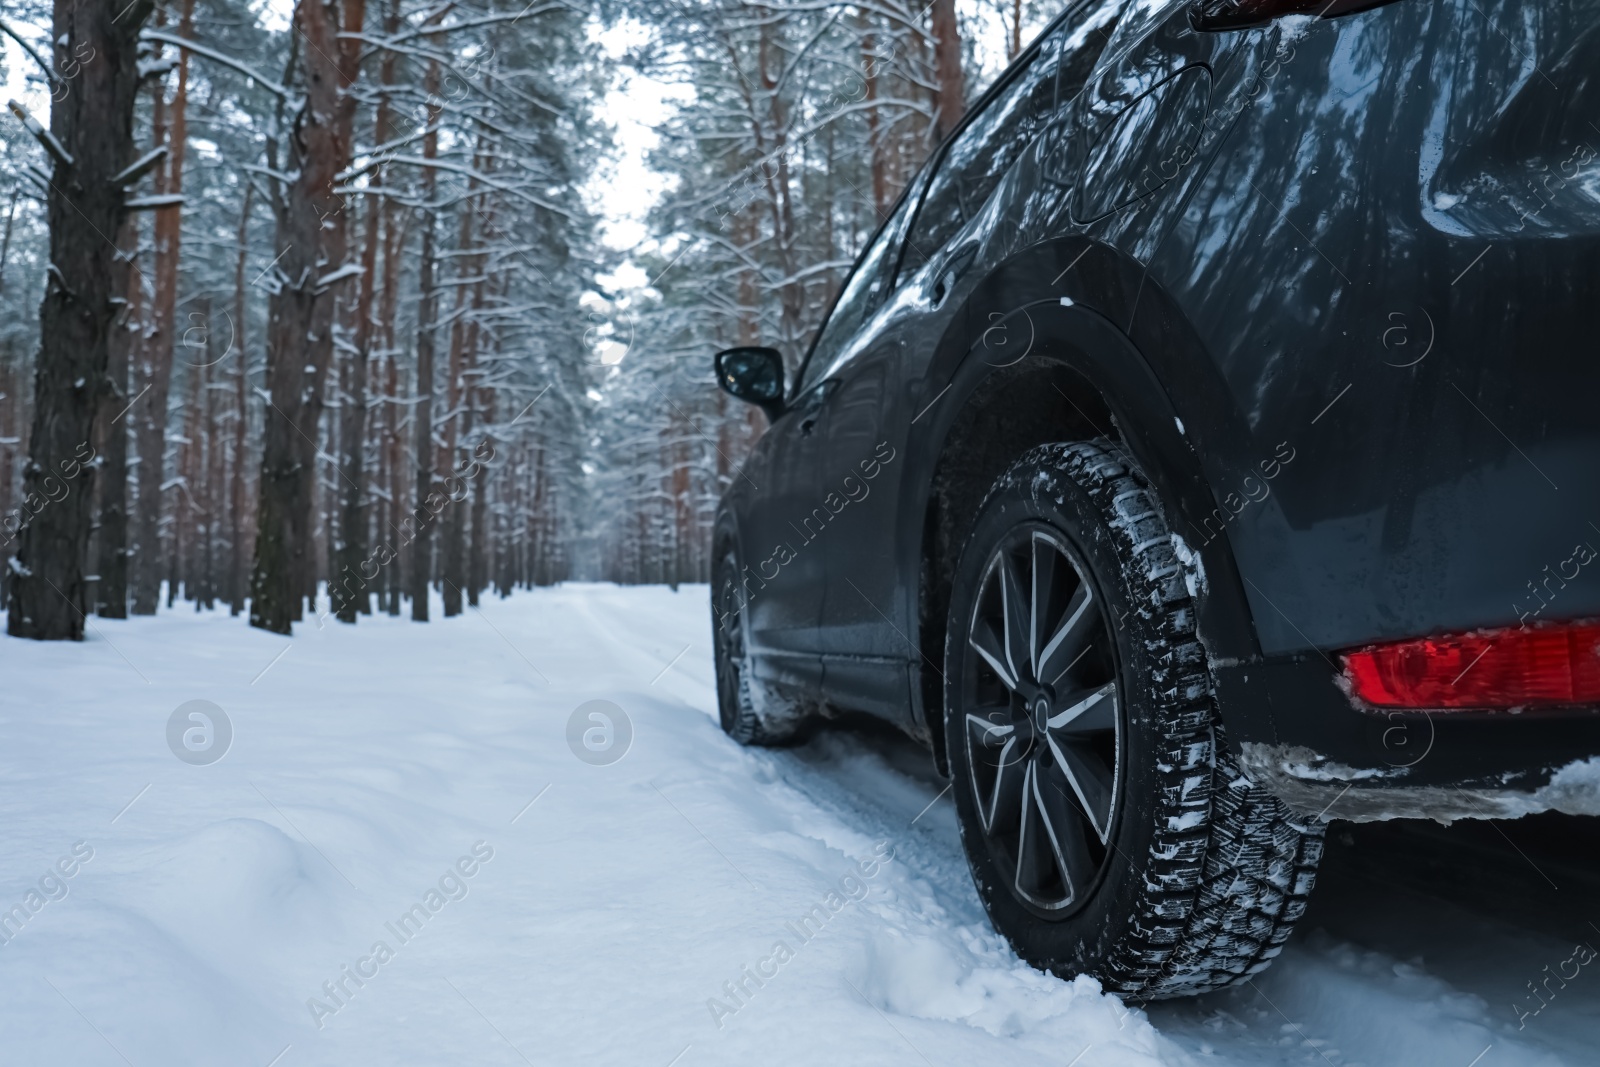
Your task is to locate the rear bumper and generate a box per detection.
[1214,656,1600,823]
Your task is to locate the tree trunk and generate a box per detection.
[333,0,394,623]
[0,186,17,289]
[173,308,209,607]
[0,190,18,604]
[439,184,479,618]
[194,296,219,609]
[328,17,385,624]
[304,0,366,620]
[383,354,402,615]
[130,0,195,615]
[6,0,154,639]
[251,0,365,634]
[531,444,549,585]
[408,59,443,622]
[857,14,889,220]
[96,215,140,619]
[229,185,253,615]
[204,345,223,610]
[408,212,438,622]
[929,0,966,142]
[378,164,405,617]
[751,21,804,357]
[465,310,489,608]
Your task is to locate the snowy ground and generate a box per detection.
[1,584,1597,1066]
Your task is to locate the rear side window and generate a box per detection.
[899,0,1125,277]
[901,57,1052,276]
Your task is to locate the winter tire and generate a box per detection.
[712,548,802,746]
[943,440,1324,999]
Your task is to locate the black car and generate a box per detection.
[709,0,1600,999]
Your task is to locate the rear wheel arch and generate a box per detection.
[910,294,1267,770]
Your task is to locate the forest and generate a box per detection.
[0,0,1047,639]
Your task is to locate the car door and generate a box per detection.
[734,373,831,700]
[801,176,926,722]
[811,325,909,719]
[740,186,923,697]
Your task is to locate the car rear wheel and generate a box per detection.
[943,440,1324,999]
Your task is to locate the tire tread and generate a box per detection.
[999,440,1323,1000]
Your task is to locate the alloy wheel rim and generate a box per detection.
[962,525,1122,915]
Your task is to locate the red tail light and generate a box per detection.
[1342,622,1600,709]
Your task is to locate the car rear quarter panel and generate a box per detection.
[1150,0,1600,655]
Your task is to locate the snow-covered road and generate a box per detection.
[2,585,1596,1066]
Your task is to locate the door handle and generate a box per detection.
[800,413,820,435]
[931,244,979,308]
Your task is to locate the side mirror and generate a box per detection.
[714,346,786,419]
